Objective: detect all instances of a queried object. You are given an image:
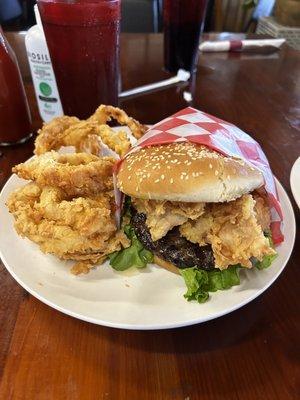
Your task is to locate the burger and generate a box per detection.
[112,142,277,302]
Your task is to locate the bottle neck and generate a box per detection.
[34,5,44,31]
[0,25,5,46]
[0,26,9,53]
[0,26,17,63]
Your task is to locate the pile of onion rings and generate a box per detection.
[7,105,145,273]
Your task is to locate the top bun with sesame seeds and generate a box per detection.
[117,142,264,202]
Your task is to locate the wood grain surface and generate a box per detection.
[0,33,299,400]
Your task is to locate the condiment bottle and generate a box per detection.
[25,5,63,122]
[0,27,32,145]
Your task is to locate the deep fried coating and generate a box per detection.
[34,105,146,157]
[69,232,130,274]
[89,124,131,157]
[38,186,115,236]
[9,104,145,274]
[133,198,205,241]
[253,192,271,231]
[13,152,115,196]
[89,104,147,139]
[6,184,130,273]
[35,120,131,157]
[63,122,131,157]
[35,116,80,155]
[180,194,275,269]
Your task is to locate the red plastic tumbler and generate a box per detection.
[37,0,121,119]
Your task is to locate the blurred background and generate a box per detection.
[1,0,299,39]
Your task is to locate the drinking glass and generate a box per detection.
[37,0,121,119]
[163,0,208,73]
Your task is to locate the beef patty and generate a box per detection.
[131,211,215,271]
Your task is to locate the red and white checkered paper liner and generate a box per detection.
[116,107,284,245]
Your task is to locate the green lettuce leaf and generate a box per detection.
[180,265,241,303]
[205,265,241,291]
[180,268,209,303]
[109,225,153,271]
[252,230,277,270]
[252,253,277,270]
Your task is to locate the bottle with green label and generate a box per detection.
[25,5,63,122]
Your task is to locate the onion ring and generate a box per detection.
[34,105,146,156]
[35,121,131,157]
[13,152,115,196]
[6,183,130,273]
[89,104,147,139]
[63,122,131,157]
[35,116,80,155]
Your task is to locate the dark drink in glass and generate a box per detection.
[37,0,120,119]
[0,27,32,145]
[163,0,208,73]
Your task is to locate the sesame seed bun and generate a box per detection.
[117,142,264,202]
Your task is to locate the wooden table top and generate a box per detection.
[0,33,299,400]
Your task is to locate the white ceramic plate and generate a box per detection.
[0,175,295,330]
[290,156,300,209]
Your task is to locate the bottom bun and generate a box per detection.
[154,256,180,275]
